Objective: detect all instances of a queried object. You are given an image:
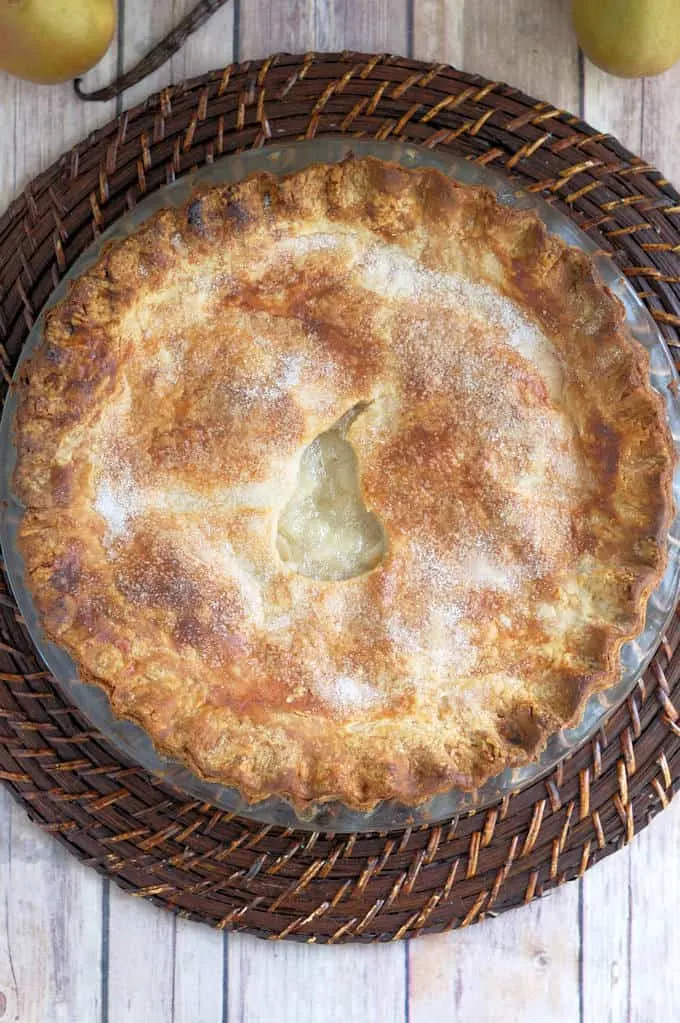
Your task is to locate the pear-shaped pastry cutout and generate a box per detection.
[276,410,387,581]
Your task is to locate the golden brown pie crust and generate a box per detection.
[13,157,675,810]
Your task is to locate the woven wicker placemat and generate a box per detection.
[1,52,680,945]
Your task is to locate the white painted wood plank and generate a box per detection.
[237,0,316,61]
[0,73,18,213]
[1,794,103,1023]
[463,0,580,113]
[581,850,630,1023]
[629,796,680,1021]
[642,61,680,186]
[583,60,643,154]
[121,0,234,109]
[413,0,464,66]
[316,0,409,54]
[108,884,175,1023]
[227,932,405,1023]
[173,915,224,1023]
[409,883,581,1023]
[239,0,409,62]
[0,787,21,1021]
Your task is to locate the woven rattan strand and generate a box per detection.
[1,52,679,944]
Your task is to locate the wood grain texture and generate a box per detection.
[642,61,680,186]
[409,884,581,1023]
[629,797,680,1021]
[0,788,20,1021]
[237,0,316,62]
[583,59,643,155]
[2,795,103,1023]
[227,933,406,1023]
[173,916,225,1023]
[581,850,630,1023]
[108,885,175,1023]
[413,0,464,65]
[316,0,409,53]
[0,74,17,212]
[462,0,579,112]
[238,0,409,62]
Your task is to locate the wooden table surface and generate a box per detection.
[1,2,679,1021]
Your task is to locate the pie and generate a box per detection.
[13,156,675,810]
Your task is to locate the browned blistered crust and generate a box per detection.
[13,157,675,810]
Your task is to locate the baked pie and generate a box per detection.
[13,157,675,809]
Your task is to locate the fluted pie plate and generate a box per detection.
[2,139,679,832]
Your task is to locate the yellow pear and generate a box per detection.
[573,0,680,77]
[0,0,116,85]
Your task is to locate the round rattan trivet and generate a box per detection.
[1,53,680,945]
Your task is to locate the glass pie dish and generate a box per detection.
[2,137,679,833]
